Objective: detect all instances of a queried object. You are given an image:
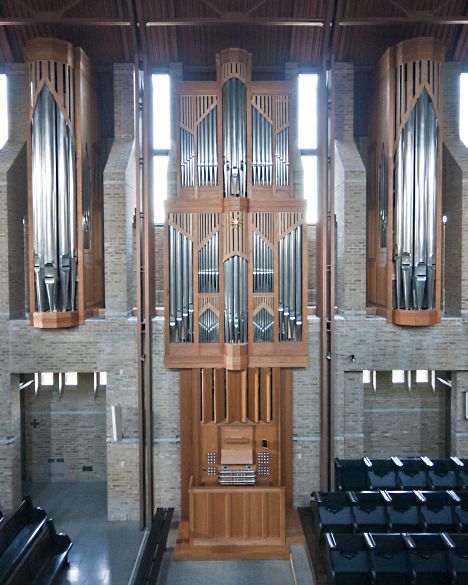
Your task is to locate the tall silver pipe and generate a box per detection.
[222,78,247,197]
[278,237,284,338]
[169,226,176,340]
[57,108,70,311]
[426,97,438,309]
[295,226,302,339]
[394,141,404,309]
[32,89,45,311]
[413,91,428,309]
[402,110,415,309]
[68,132,77,311]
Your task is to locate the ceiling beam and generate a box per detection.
[145,16,324,27]
[339,16,468,26]
[0,17,131,26]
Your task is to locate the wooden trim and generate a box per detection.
[32,311,79,328]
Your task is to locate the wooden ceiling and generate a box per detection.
[0,0,467,68]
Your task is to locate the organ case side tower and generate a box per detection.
[367,37,444,326]
[26,38,104,328]
[165,49,306,549]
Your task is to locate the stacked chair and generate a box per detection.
[314,456,468,584]
[0,495,72,585]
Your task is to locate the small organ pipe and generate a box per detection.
[278,227,302,341]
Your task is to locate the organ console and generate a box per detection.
[167,49,305,551]
[25,38,104,328]
[367,37,444,326]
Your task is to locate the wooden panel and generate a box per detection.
[213,368,226,423]
[189,485,285,546]
[201,369,214,423]
[180,370,193,517]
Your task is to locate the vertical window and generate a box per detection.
[460,73,468,147]
[362,370,371,384]
[0,75,7,149]
[298,73,319,223]
[99,371,107,386]
[152,73,171,224]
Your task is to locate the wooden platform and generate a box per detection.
[173,508,305,561]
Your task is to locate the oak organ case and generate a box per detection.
[166,49,305,549]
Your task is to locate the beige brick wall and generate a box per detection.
[23,373,106,482]
[364,372,448,458]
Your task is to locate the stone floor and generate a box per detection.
[158,556,297,585]
[26,481,143,585]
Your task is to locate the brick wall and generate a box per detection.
[363,372,448,458]
[23,373,106,482]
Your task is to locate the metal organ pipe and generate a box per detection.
[169,226,193,342]
[222,78,247,197]
[224,256,247,343]
[197,106,218,187]
[278,226,302,341]
[393,90,438,310]
[31,85,77,313]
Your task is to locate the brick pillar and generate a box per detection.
[442,63,468,316]
[334,63,366,315]
[104,64,136,316]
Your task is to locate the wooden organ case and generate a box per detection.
[367,38,444,326]
[25,38,104,328]
[166,49,306,551]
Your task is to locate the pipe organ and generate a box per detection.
[367,38,444,326]
[168,49,305,550]
[165,48,307,369]
[26,38,104,328]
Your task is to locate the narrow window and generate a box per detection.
[0,75,8,149]
[460,73,468,147]
[152,73,171,224]
[298,73,319,223]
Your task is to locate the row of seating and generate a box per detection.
[0,495,72,585]
[131,507,173,585]
[326,532,468,585]
[335,456,468,492]
[313,490,468,538]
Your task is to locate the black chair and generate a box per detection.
[427,459,461,490]
[396,457,430,490]
[314,492,355,537]
[454,492,468,532]
[406,533,451,585]
[419,490,461,533]
[335,459,367,492]
[443,533,468,585]
[367,533,411,585]
[6,518,72,585]
[0,496,47,584]
[385,491,425,532]
[325,532,372,585]
[351,491,389,533]
[365,458,399,490]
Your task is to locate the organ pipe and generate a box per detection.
[393,90,438,311]
[169,226,193,342]
[222,78,247,197]
[224,256,247,343]
[31,85,77,313]
[278,226,302,341]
